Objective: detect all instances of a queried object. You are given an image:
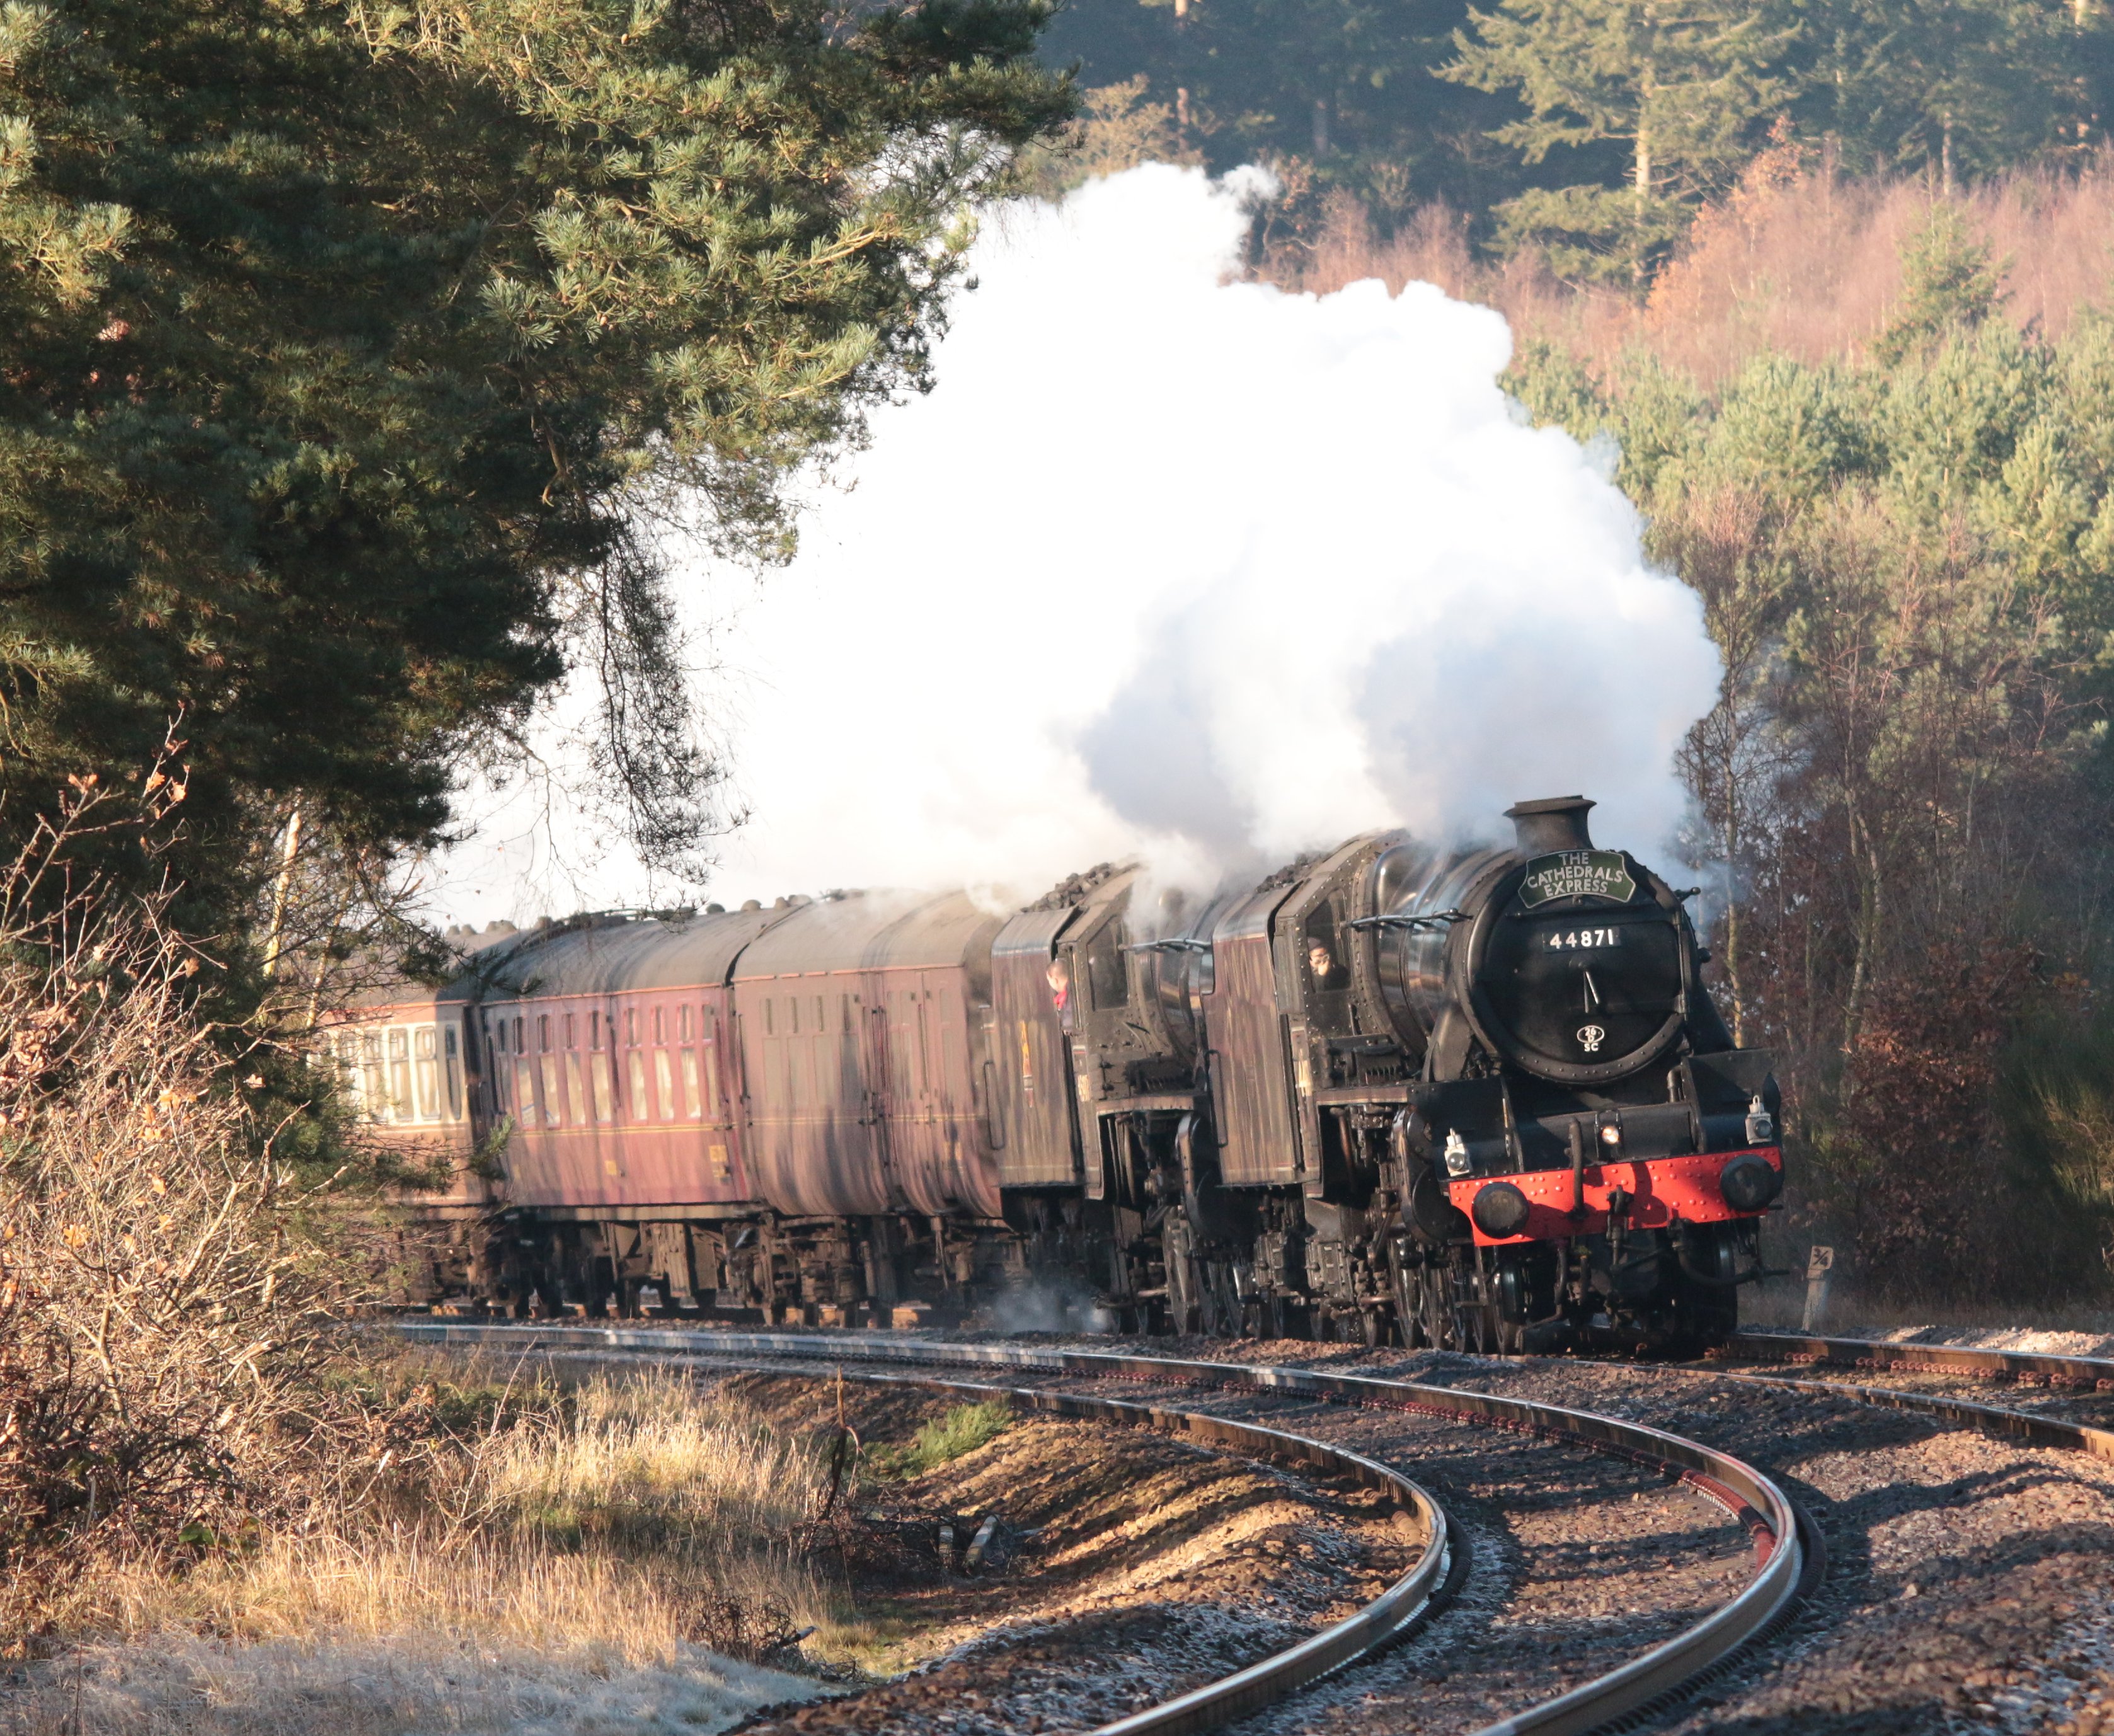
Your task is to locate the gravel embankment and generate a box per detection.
[720,1372,1407,1736]
[723,1353,1757,1736]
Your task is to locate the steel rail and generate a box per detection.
[1727,1330,2114,1389]
[399,1327,1452,1736]
[399,1322,1815,1736]
[1696,1340,2114,1466]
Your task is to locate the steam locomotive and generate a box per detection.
[340,796,1783,1351]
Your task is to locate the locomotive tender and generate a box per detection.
[343,795,1784,1350]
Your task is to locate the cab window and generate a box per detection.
[1086,923,1128,1010]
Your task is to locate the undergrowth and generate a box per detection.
[862,1401,1016,1481]
[25,1352,850,1667]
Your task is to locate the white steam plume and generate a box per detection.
[432,164,1720,924]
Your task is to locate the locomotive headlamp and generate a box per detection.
[1443,1129,1471,1178]
[1719,1154,1781,1212]
[1599,1125,1621,1146]
[1471,1181,1531,1238]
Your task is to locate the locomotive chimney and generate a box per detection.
[1505,795,1596,853]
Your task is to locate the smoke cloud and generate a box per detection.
[433,164,1721,923]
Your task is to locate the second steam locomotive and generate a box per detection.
[345,795,1784,1350]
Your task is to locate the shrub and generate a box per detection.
[0,776,366,1648]
[863,1401,1015,1481]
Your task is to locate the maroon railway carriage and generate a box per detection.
[342,795,1785,1350]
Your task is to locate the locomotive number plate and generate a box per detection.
[1544,928,1623,950]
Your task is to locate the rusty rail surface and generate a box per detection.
[399,1323,1817,1736]
[1728,1330,2114,1388]
[1719,1331,2114,1464]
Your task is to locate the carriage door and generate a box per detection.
[864,999,900,1207]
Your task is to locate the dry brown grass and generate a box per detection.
[1274,143,2114,386]
[4,1359,845,1736]
[64,1361,842,1651]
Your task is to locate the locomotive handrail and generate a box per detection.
[397,1323,1455,1736]
[398,1323,1817,1736]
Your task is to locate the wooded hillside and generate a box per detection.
[1043,0,2114,280]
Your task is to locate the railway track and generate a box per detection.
[1271,1327,2114,1732]
[399,1321,1817,1736]
[1709,1330,2114,1461]
[1725,1329,2114,1388]
[566,1345,1456,1736]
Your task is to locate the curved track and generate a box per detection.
[398,1322,1817,1736]
[629,1349,1453,1736]
[1726,1328,2114,1388]
[1710,1330,2114,1462]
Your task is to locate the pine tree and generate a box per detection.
[1440,0,1797,280]
[1802,0,2111,187]
[0,0,1069,928]
[1873,204,2008,365]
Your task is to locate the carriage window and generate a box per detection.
[703,1043,720,1117]
[680,1048,701,1118]
[814,995,825,1032]
[655,1048,675,1119]
[413,1026,439,1120]
[545,1055,566,1125]
[514,1057,536,1122]
[679,1004,691,1041]
[764,1000,775,1036]
[444,1027,462,1120]
[591,1053,615,1122]
[537,1015,549,1051]
[790,996,800,1035]
[1086,925,1128,1009]
[387,1029,411,1120]
[626,1008,637,1046]
[627,1050,648,1118]
[493,1020,507,1054]
[569,1013,579,1049]
[653,1006,665,1045]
